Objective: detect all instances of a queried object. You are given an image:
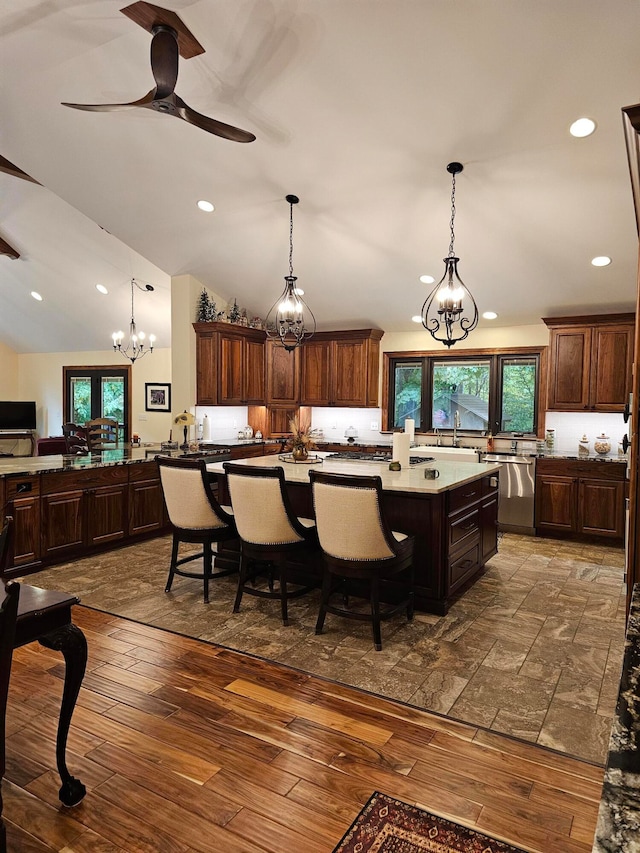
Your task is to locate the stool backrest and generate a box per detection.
[310,471,396,561]
[223,463,306,546]
[158,457,232,531]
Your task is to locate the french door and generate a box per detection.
[63,366,131,442]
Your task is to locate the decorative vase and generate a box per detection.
[292,445,309,461]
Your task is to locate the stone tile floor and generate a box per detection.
[29,532,626,765]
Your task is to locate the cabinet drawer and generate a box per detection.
[448,481,482,512]
[449,543,480,589]
[42,466,128,495]
[5,474,40,501]
[449,507,480,552]
[536,458,626,481]
[128,461,160,482]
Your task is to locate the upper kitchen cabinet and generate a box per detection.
[194,322,266,406]
[267,340,300,405]
[544,314,635,412]
[300,329,384,407]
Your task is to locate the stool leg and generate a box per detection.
[279,561,289,626]
[203,540,212,604]
[315,568,332,636]
[370,574,382,651]
[407,565,415,622]
[165,533,180,592]
[233,552,248,613]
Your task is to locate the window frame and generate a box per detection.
[383,346,546,437]
[63,365,132,441]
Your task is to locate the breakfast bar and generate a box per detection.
[208,453,502,614]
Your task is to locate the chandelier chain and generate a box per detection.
[289,200,294,277]
[448,172,457,257]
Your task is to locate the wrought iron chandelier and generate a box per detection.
[421,162,478,347]
[112,278,156,363]
[265,194,316,352]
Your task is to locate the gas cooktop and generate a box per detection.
[326,452,434,465]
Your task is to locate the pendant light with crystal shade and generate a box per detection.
[421,162,478,347]
[112,278,156,363]
[265,194,316,352]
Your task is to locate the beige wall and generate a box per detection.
[0,341,19,398]
[381,323,549,353]
[17,347,172,442]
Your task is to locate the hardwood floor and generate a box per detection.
[6,607,603,852]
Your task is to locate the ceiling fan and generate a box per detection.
[61,1,256,143]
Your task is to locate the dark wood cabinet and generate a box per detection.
[128,461,166,537]
[4,475,41,567]
[194,322,266,405]
[481,476,499,564]
[544,314,634,412]
[267,340,299,405]
[446,478,493,596]
[535,458,626,540]
[300,329,383,408]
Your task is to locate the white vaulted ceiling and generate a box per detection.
[1,0,640,354]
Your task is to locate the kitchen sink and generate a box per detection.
[411,446,480,462]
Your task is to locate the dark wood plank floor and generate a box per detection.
[5,607,603,852]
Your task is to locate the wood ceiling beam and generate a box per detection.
[0,235,20,259]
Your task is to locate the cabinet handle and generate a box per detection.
[460,523,476,531]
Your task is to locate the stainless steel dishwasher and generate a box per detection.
[482,453,536,534]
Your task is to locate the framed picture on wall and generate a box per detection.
[145,383,171,412]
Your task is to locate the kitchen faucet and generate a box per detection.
[453,411,461,447]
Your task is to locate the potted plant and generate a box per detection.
[287,416,316,461]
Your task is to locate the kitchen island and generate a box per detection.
[208,453,502,614]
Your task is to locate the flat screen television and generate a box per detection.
[0,401,37,431]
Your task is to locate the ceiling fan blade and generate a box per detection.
[174,95,256,143]
[62,90,157,111]
[149,26,179,98]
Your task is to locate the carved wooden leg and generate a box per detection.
[39,624,87,806]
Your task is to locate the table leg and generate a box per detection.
[38,623,87,806]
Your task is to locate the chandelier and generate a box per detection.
[265,194,316,352]
[112,278,156,363]
[421,162,478,347]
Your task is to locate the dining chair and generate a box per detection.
[62,422,88,454]
[157,457,238,604]
[223,462,319,625]
[85,418,119,451]
[309,470,415,651]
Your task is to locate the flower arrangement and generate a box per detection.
[287,416,316,460]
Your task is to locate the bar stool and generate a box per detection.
[309,470,415,651]
[223,462,319,626]
[158,457,238,604]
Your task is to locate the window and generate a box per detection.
[387,350,541,435]
[63,366,131,441]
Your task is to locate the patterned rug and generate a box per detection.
[333,792,528,852]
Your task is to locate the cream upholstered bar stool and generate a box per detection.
[309,470,415,651]
[223,462,319,626]
[158,457,238,604]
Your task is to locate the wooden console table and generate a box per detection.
[0,432,36,457]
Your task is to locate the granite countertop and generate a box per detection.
[536,452,627,464]
[207,451,501,494]
[592,584,640,852]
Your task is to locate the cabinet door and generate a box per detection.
[243,338,266,404]
[332,339,368,406]
[547,327,591,410]
[268,406,298,437]
[129,480,165,536]
[481,493,498,563]
[579,478,625,538]
[41,490,84,559]
[535,475,577,531]
[219,333,244,404]
[8,496,40,566]
[195,329,218,405]
[86,485,128,546]
[301,339,331,405]
[267,341,299,404]
[590,325,633,411]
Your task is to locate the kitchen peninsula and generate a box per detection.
[208,453,502,614]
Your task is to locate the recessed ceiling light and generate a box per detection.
[96,284,108,294]
[569,117,596,138]
[31,291,43,301]
[419,274,435,284]
[197,200,215,212]
[482,311,498,320]
[591,255,611,267]
[411,315,423,323]
[294,287,304,296]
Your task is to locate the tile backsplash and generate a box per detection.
[544,411,626,455]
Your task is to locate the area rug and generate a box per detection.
[333,792,527,852]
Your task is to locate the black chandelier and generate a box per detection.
[421,162,478,347]
[265,194,316,352]
[112,278,156,363]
